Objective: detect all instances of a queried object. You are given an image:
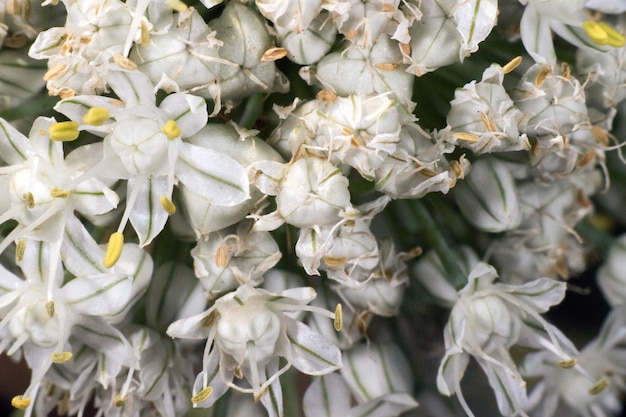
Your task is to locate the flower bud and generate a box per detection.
[453,157,522,233]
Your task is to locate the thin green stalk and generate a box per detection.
[409,199,467,289]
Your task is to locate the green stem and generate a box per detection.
[409,199,467,289]
[238,93,265,129]
[282,368,302,417]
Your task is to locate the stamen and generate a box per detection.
[583,21,626,47]
[15,239,25,262]
[46,301,55,318]
[51,352,73,364]
[48,121,80,142]
[103,232,124,268]
[11,395,31,410]
[215,245,229,268]
[23,192,35,208]
[262,47,288,62]
[558,358,576,369]
[113,394,127,407]
[502,56,522,74]
[534,66,552,88]
[140,21,150,46]
[334,303,343,331]
[159,195,176,214]
[162,120,182,140]
[453,132,479,142]
[597,22,626,47]
[82,107,110,126]
[50,187,70,198]
[113,54,138,71]
[375,63,400,71]
[589,378,609,395]
[191,386,213,404]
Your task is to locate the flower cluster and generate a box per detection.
[1,0,626,417]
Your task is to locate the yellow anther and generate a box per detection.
[103,232,124,269]
[162,120,182,140]
[334,303,343,331]
[558,358,577,369]
[502,56,522,74]
[597,21,626,47]
[23,192,35,209]
[15,239,25,262]
[583,21,626,47]
[11,395,31,410]
[82,107,110,126]
[51,352,73,364]
[50,187,70,198]
[166,0,188,11]
[113,394,127,407]
[49,121,80,142]
[159,195,177,214]
[589,378,609,395]
[191,387,213,404]
[234,367,243,379]
[46,301,55,318]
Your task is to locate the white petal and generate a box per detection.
[286,319,342,375]
[176,143,250,207]
[64,274,133,317]
[303,374,351,417]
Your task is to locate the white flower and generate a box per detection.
[303,372,418,417]
[191,220,281,297]
[251,156,352,231]
[167,284,342,416]
[521,306,626,417]
[54,70,250,249]
[446,60,530,154]
[0,116,118,266]
[437,262,575,416]
[453,157,522,233]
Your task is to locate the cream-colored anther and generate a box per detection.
[52,352,73,364]
[103,232,124,268]
[11,395,31,410]
[589,378,609,395]
[113,54,137,70]
[162,120,182,140]
[23,192,35,209]
[46,301,55,318]
[558,358,576,369]
[15,239,25,262]
[452,132,479,142]
[191,387,213,404]
[534,66,552,88]
[50,187,70,198]
[82,107,110,126]
[159,195,177,214]
[502,56,522,74]
[49,121,80,142]
[334,303,343,331]
[262,47,288,62]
